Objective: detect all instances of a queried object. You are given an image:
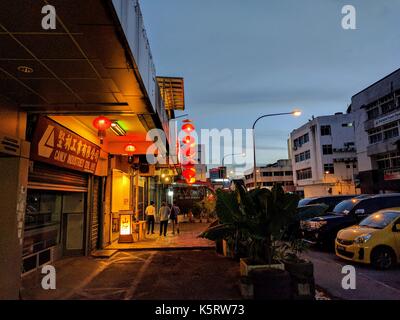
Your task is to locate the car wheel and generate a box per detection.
[371,247,396,270]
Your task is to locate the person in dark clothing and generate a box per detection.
[170,204,180,235]
[159,202,170,236]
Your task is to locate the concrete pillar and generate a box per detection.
[0,142,29,299]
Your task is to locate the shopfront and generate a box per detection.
[22,116,101,274]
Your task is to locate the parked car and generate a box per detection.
[285,204,329,239]
[300,194,400,248]
[298,195,357,211]
[335,209,400,269]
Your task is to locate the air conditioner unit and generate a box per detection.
[0,133,21,156]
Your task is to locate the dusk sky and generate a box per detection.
[141,0,400,174]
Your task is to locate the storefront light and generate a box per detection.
[110,121,126,136]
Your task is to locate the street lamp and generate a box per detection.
[221,152,246,179]
[252,109,301,188]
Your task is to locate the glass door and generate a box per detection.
[62,193,86,256]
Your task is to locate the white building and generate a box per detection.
[289,113,359,197]
[244,159,294,191]
[350,68,400,193]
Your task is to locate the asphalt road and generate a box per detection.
[304,248,400,300]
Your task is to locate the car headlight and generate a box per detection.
[354,234,372,244]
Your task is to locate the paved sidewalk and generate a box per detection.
[20,251,241,300]
[106,222,214,250]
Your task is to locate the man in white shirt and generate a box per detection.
[145,201,156,234]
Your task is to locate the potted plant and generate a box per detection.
[200,188,249,259]
[279,237,315,300]
[201,183,300,299]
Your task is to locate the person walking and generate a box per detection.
[159,202,170,237]
[145,200,156,234]
[170,204,180,235]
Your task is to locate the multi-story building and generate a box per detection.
[244,159,294,192]
[350,68,400,193]
[289,113,359,197]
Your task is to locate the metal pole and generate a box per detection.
[252,112,296,189]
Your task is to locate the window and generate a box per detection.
[263,182,273,187]
[274,171,284,176]
[342,122,353,127]
[324,163,334,174]
[322,144,333,155]
[262,172,272,177]
[297,168,312,180]
[384,127,399,140]
[294,150,311,163]
[367,107,380,120]
[376,151,400,170]
[368,128,382,144]
[293,133,309,149]
[285,171,293,176]
[320,125,331,136]
[381,101,397,115]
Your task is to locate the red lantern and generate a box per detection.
[124,143,136,156]
[187,177,196,184]
[183,135,195,145]
[182,122,195,133]
[93,116,112,144]
[182,168,196,180]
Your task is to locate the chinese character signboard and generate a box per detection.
[31,116,100,174]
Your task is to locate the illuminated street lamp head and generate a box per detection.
[292,109,302,117]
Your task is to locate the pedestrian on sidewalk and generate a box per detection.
[145,200,156,234]
[170,204,180,235]
[159,202,170,236]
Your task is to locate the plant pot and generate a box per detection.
[249,268,292,300]
[240,258,284,277]
[284,259,315,300]
[222,239,234,257]
[239,276,254,300]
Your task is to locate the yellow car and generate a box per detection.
[335,209,400,269]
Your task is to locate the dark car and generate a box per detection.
[285,204,329,239]
[298,195,357,211]
[300,193,400,248]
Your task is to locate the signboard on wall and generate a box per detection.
[31,116,100,174]
[374,111,400,128]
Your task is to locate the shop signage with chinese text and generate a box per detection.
[31,117,100,174]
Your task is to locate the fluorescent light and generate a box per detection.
[110,121,126,136]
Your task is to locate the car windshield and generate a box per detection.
[332,199,359,215]
[359,211,400,229]
[298,198,312,207]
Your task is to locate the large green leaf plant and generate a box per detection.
[201,182,299,264]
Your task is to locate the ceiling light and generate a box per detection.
[17,66,33,74]
[110,121,126,136]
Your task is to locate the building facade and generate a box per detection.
[289,113,359,197]
[244,159,294,191]
[0,0,183,298]
[351,68,400,193]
